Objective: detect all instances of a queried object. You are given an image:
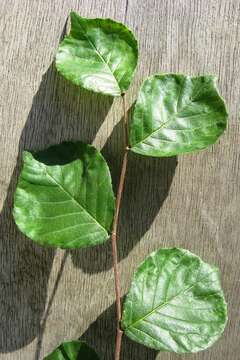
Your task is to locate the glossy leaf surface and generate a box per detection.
[122,248,227,353]
[56,11,138,96]
[129,74,228,157]
[44,340,99,359]
[13,142,115,249]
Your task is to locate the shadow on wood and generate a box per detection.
[0,21,175,354]
[70,116,178,273]
[0,58,113,354]
[81,301,158,360]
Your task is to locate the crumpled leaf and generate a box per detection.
[122,247,227,353]
[56,11,138,96]
[13,142,115,249]
[129,74,228,157]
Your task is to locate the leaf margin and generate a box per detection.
[55,11,139,97]
[129,73,228,157]
[121,247,228,354]
[13,141,115,249]
[44,339,100,360]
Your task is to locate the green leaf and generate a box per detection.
[122,248,227,353]
[56,11,138,96]
[13,142,115,249]
[129,74,228,157]
[44,340,99,359]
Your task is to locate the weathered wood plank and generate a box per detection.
[0,0,239,359]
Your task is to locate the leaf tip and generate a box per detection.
[22,150,33,163]
[69,10,79,20]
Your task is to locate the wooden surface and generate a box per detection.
[0,0,240,359]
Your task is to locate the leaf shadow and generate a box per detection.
[81,301,158,360]
[70,114,178,273]
[0,35,113,355]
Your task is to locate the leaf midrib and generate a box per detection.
[124,270,217,330]
[77,21,122,94]
[43,166,107,235]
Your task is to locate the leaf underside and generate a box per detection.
[13,142,115,249]
[122,248,227,353]
[44,340,99,359]
[129,74,228,157]
[56,11,138,96]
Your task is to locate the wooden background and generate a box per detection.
[0,0,239,359]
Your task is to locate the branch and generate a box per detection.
[111,94,129,360]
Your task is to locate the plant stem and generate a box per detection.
[111,94,129,360]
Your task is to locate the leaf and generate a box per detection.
[13,142,115,249]
[122,248,227,353]
[129,74,228,157]
[56,11,138,96]
[44,340,99,359]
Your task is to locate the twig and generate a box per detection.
[111,94,129,360]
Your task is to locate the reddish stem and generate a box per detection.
[111,94,129,360]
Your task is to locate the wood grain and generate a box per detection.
[0,0,239,359]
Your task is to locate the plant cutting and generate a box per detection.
[13,11,228,360]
